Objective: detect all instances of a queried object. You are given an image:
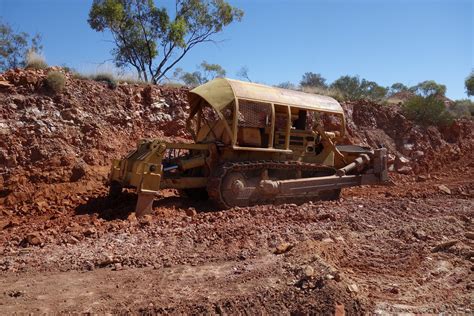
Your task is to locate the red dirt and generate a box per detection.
[0,68,473,314]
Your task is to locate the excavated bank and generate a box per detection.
[0,68,473,313]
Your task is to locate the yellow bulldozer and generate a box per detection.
[108,78,388,216]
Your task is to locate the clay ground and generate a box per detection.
[0,163,473,314]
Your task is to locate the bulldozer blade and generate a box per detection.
[135,193,155,217]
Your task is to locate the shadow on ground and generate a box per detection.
[75,191,218,220]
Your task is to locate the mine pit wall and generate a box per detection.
[0,68,473,211]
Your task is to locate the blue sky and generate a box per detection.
[1,0,472,99]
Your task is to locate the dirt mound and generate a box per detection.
[341,99,474,174]
[0,68,190,209]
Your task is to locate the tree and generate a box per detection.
[360,79,388,100]
[236,66,251,82]
[465,71,474,96]
[176,60,225,86]
[330,75,387,100]
[389,82,409,95]
[402,95,452,126]
[88,0,243,83]
[0,20,42,71]
[330,75,361,99]
[450,99,473,118]
[276,81,296,90]
[410,80,446,97]
[300,72,327,88]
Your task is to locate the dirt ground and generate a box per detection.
[0,161,472,314]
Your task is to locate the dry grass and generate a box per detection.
[45,71,66,93]
[25,51,48,70]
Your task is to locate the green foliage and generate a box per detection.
[25,51,48,69]
[71,71,89,81]
[92,72,117,89]
[450,99,473,118]
[465,71,474,96]
[0,20,42,71]
[410,80,446,97]
[45,71,66,93]
[389,82,409,95]
[402,95,453,126]
[300,72,327,88]
[175,60,225,86]
[330,75,387,100]
[88,0,243,83]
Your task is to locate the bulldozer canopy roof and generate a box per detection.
[188,78,344,115]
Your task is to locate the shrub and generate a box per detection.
[402,95,453,126]
[61,65,76,74]
[163,82,185,89]
[45,71,66,93]
[92,72,117,89]
[25,50,48,70]
[71,71,89,80]
[301,86,345,102]
[449,99,473,118]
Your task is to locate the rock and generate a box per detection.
[402,143,414,155]
[394,155,412,174]
[99,255,115,267]
[0,80,13,89]
[139,214,153,226]
[25,233,42,246]
[185,207,197,217]
[317,213,336,221]
[112,263,123,271]
[322,238,334,243]
[389,287,400,294]
[70,163,87,182]
[127,213,138,222]
[83,227,96,237]
[2,218,20,230]
[0,220,9,230]
[413,150,425,158]
[437,185,451,195]
[325,274,334,280]
[335,303,345,316]
[431,240,458,253]
[274,242,292,254]
[414,230,429,241]
[465,232,474,240]
[395,155,410,168]
[303,265,314,278]
[396,166,413,175]
[66,235,79,245]
[416,174,430,182]
[347,283,359,293]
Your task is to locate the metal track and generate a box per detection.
[207,160,338,209]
